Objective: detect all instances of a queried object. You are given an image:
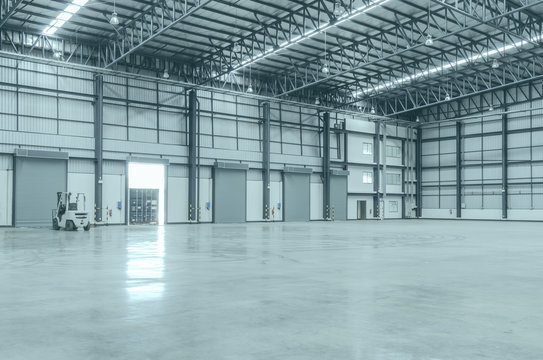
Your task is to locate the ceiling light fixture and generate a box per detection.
[492,59,500,69]
[246,84,254,94]
[162,69,170,79]
[322,31,330,74]
[416,116,420,122]
[43,0,88,35]
[445,94,451,101]
[110,0,119,26]
[489,105,494,111]
[321,63,330,74]
[425,34,433,46]
[334,1,345,17]
[370,106,376,114]
[315,97,321,105]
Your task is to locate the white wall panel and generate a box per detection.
[198,178,213,222]
[159,111,184,131]
[19,93,56,118]
[310,182,323,220]
[69,159,94,173]
[68,173,95,215]
[0,155,13,225]
[269,181,283,221]
[384,196,402,218]
[129,128,157,143]
[348,166,374,193]
[129,106,157,128]
[0,89,17,114]
[102,173,125,224]
[348,134,374,164]
[104,125,127,140]
[0,115,17,131]
[59,121,93,137]
[167,177,188,223]
[59,99,93,122]
[19,69,56,89]
[104,82,126,98]
[159,131,183,145]
[19,117,57,134]
[247,180,263,221]
[104,103,127,125]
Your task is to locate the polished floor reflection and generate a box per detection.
[1,220,542,359]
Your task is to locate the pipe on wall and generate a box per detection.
[456,121,462,218]
[188,90,197,221]
[322,112,330,220]
[93,74,103,222]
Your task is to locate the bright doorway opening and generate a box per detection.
[128,162,165,225]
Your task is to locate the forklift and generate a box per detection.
[52,192,91,231]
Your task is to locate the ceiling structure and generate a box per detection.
[1,0,543,121]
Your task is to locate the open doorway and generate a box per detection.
[128,162,165,225]
[357,200,367,220]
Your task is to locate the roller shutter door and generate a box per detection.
[283,169,311,222]
[213,164,247,223]
[14,151,68,227]
[330,174,348,221]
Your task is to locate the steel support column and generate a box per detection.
[401,138,406,219]
[416,127,423,218]
[502,103,509,219]
[262,102,271,220]
[373,121,380,218]
[322,112,330,220]
[188,90,197,221]
[456,121,462,218]
[382,122,387,220]
[93,74,103,222]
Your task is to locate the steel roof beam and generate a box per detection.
[0,0,23,28]
[103,0,213,68]
[271,0,543,98]
[367,52,543,117]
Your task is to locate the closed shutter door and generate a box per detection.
[15,157,67,227]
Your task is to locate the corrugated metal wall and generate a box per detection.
[421,100,543,220]
[0,56,416,223]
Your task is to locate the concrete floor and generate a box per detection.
[1,220,542,359]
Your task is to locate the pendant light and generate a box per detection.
[110,0,119,25]
[321,31,329,74]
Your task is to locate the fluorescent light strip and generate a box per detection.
[232,0,390,72]
[354,34,541,98]
[43,0,89,36]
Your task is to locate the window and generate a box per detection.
[362,171,373,184]
[389,201,399,213]
[386,145,401,158]
[362,142,373,155]
[386,173,401,185]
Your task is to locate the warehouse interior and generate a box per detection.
[1,0,543,358]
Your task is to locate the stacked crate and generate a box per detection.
[130,189,159,224]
